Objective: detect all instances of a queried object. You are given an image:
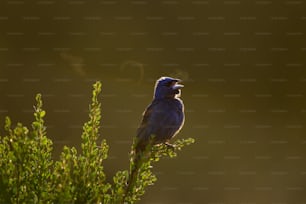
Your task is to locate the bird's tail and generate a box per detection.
[124,137,153,200]
[125,149,142,195]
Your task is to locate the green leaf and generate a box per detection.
[4,116,11,131]
[40,110,46,118]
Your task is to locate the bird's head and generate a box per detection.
[153,77,184,99]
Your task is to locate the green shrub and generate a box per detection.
[0,81,194,204]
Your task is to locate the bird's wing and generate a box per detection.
[136,101,156,139]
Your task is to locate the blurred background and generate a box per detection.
[1,0,306,203]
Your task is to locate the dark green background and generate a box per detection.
[1,0,306,203]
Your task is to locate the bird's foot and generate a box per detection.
[164,142,175,150]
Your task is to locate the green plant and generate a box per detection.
[0,81,194,204]
[0,94,53,204]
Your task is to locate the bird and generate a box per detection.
[135,76,185,152]
[125,76,185,197]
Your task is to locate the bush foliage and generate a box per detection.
[0,81,194,204]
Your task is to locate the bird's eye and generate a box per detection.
[165,81,173,87]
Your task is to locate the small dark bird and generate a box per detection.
[125,77,185,196]
[135,76,185,152]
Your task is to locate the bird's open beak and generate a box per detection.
[171,79,184,90]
